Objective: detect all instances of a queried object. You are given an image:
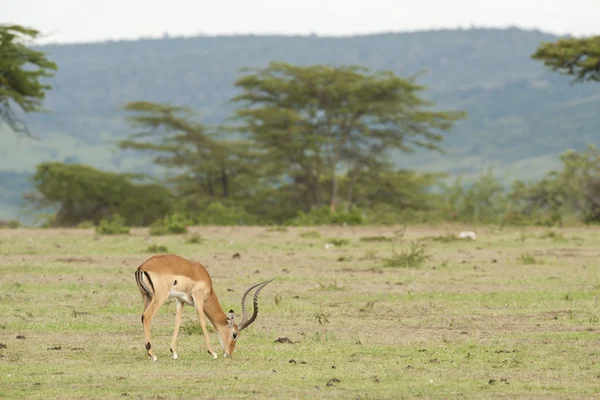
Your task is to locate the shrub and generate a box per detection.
[150,213,189,236]
[286,206,363,226]
[382,241,430,268]
[185,233,204,244]
[194,202,258,226]
[96,214,129,235]
[146,244,168,253]
[299,231,321,239]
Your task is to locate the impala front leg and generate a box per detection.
[170,300,184,359]
[192,293,218,359]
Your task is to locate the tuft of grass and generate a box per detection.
[185,233,204,244]
[266,226,288,232]
[540,230,567,241]
[359,236,392,242]
[518,253,539,264]
[317,281,345,291]
[146,244,168,253]
[299,230,321,239]
[327,238,349,247]
[382,241,430,268]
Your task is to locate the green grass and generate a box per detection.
[1,225,600,399]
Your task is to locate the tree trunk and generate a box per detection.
[330,169,338,213]
[206,172,215,197]
[345,169,359,212]
[220,167,229,198]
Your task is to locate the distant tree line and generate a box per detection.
[3,23,600,227]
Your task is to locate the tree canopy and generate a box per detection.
[0,24,57,138]
[531,35,600,83]
[231,62,466,212]
[25,162,174,226]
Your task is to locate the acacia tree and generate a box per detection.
[231,62,466,212]
[532,35,600,83]
[0,24,57,138]
[119,101,262,211]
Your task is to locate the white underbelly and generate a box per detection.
[169,290,195,306]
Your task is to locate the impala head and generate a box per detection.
[220,278,274,358]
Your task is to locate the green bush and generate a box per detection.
[286,206,363,226]
[146,244,168,253]
[194,202,259,226]
[77,220,95,229]
[0,219,20,229]
[150,213,189,235]
[96,214,130,235]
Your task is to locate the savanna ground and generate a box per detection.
[1,224,599,399]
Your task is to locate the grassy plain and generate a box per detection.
[1,225,599,399]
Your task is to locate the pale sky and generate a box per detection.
[3,0,599,44]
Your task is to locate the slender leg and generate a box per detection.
[192,292,217,359]
[142,291,169,361]
[170,300,184,360]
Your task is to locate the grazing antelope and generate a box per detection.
[134,254,273,360]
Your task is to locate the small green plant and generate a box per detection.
[337,256,352,262]
[150,213,189,236]
[382,241,430,268]
[361,249,378,260]
[359,236,392,242]
[77,220,95,229]
[518,253,538,264]
[317,281,345,291]
[266,226,288,232]
[539,230,566,241]
[185,233,203,244]
[299,231,321,239]
[315,312,329,325]
[359,301,376,313]
[328,238,349,247]
[146,244,168,253]
[96,214,129,235]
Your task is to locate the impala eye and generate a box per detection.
[232,332,238,340]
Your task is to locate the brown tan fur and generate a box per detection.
[134,254,271,361]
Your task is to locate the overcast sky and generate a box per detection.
[4,0,599,44]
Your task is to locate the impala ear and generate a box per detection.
[227,309,235,327]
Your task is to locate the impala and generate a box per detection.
[134,254,274,361]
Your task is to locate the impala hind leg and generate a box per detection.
[192,293,218,359]
[169,300,184,359]
[141,291,168,361]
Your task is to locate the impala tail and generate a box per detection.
[135,267,155,298]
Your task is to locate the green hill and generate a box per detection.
[1,27,599,220]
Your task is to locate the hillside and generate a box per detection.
[1,27,599,220]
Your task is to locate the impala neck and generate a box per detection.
[203,292,230,335]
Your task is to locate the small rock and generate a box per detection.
[275,337,293,344]
[16,335,26,340]
[232,253,241,259]
[0,343,6,349]
[48,346,61,350]
[289,359,297,364]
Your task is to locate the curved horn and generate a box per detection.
[238,278,275,331]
